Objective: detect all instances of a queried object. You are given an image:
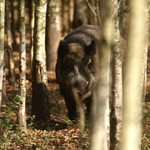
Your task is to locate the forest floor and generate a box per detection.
[0,69,150,150]
[0,71,91,150]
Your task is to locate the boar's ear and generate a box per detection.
[85,40,96,56]
[57,40,68,58]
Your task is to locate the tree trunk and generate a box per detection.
[72,0,88,28]
[121,0,148,149]
[0,0,5,114]
[18,0,27,131]
[28,0,35,74]
[86,0,99,25]
[5,0,16,86]
[142,2,149,101]
[46,0,61,72]
[110,0,125,149]
[90,1,113,149]
[31,0,50,120]
[61,0,72,36]
[11,0,19,51]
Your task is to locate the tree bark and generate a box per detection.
[31,0,50,120]
[46,0,61,72]
[28,0,35,74]
[90,1,113,149]
[18,0,27,131]
[5,0,16,86]
[121,0,148,149]
[72,0,88,28]
[61,0,72,36]
[0,0,5,115]
[110,0,125,149]
[11,0,19,50]
[86,0,100,25]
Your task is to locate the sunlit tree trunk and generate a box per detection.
[18,0,27,131]
[110,0,125,149]
[0,0,5,114]
[46,0,61,72]
[142,2,149,100]
[28,0,35,73]
[69,0,74,29]
[121,0,148,149]
[90,1,113,149]
[31,0,50,120]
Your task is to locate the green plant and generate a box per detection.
[0,94,21,149]
[40,135,52,149]
[27,115,36,130]
[62,116,74,125]
[142,135,150,150]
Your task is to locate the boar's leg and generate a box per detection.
[84,95,92,118]
[63,92,77,121]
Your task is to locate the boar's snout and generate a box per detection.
[72,65,90,95]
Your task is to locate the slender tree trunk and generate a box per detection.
[0,0,5,114]
[5,0,16,86]
[31,0,50,120]
[30,0,35,72]
[90,1,113,149]
[72,0,88,28]
[86,0,99,25]
[27,0,35,74]
[18,0,27,131]
[61,0,71,36]
[121,0,148,149]
[110,0,125,149]
[142,2,149,100]
[11,0,19,50]
[46,0,61,72]
[69,0,74,29]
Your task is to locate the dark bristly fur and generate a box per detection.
[55,25,100,121]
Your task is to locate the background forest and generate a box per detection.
[0,0,149,150]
